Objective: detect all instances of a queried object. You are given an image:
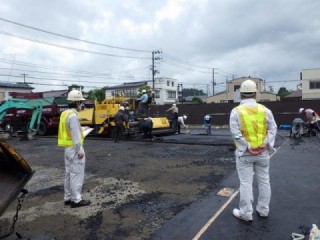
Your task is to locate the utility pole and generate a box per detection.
[226,77,229,102]
[21,73,28,83]
[212,68,216,96]
[177,83,183,103]
[151,50,162,103]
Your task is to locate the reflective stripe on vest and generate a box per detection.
[236,104,267,148]
[58,109,84,147]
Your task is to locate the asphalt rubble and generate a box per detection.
[1,126,319,240]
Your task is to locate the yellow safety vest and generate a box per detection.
[58,109,84,147]
[235,104,267,148]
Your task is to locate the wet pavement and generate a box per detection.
[158,127,233,146]
[152,129,320,240]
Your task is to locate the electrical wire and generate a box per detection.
[0,30,150,59]
[0,17,151,53]
[0,58,150,79]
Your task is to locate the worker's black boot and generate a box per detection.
[71,199,91,208]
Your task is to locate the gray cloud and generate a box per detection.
[0,0,319,94]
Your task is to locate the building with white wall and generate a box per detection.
[301,68,320,100]
[206,77,279,103]
[0,82,33,101]
[103,77,178,105]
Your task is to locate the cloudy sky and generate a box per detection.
[0,0,319,95]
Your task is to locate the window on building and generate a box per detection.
[114,90,124,97]
[124,89,137,98]
[167,91,176,99]
[234,85,240,91]
[172,82,174,87]
[155,91,160,98]
[167,81,170,86]
[309,80,320,89]
[220,100,234,103]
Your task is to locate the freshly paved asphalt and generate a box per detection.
[152,128,320,240]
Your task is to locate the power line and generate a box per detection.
[0,67,137,80]
[162,59,211,74]
[0,73,127,85]
[163,53,212,70]
[0,17,151,53]
[0,30,150,59]
[0,58,149,78]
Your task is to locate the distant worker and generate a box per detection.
[290,118,305,139]
[140,117,153,141]
[299,108,320,136]
[204,114,212,135]
[136,89,149,116]
[177,115,187,134]
[166,103,179,130]
[114,106,129,143]
[229,80,277,221]
[58,90,91,208]
[124,102,134,121]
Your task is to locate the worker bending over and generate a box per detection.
[299,108,320,136]
[140,117,153,141]
[177,115,187,134]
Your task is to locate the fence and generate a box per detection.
[150,100,320,127]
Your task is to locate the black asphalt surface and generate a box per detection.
[152,128,320,240]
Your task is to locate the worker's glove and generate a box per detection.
[248,144,267,155]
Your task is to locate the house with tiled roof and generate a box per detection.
[206,77,279,103]
[283,89,302,101]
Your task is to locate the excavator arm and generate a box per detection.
[0,98,43,138]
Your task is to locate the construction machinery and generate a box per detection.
[0,140,34,239]
[0,97,67,137]
[0,98,43,140]
[78,97,174,138]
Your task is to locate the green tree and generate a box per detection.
[182,88,206,96]
[192,96,203,104]
[87,89,105,103]
[277,87,291,99]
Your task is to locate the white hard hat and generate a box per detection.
[183,115,187,120]
[67,90,85,101]
[299,108,304,113]
[240,80,257,93]
[119,106,124,111]
[172,103,176,106]
[142,89,146,93]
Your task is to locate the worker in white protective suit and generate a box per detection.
[229,80,277,221]
[299,107,320,136]
[177,115,187,134]
[58,90,91,208]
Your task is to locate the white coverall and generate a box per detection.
[64,111,85,204]
[229,98,277,220]
[177,116,186,127]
